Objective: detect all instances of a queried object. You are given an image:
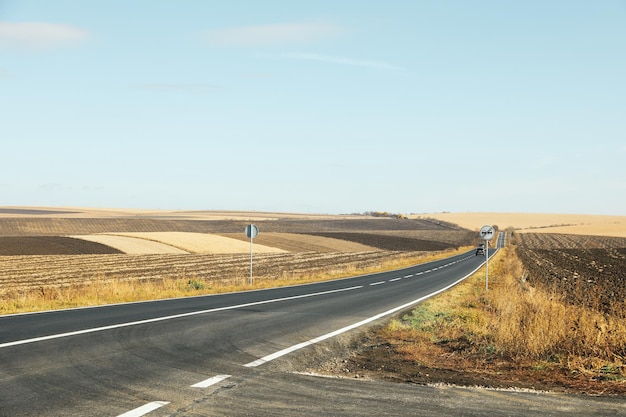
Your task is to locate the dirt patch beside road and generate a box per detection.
[311,329,626,396]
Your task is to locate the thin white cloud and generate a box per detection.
[0,21,89,49]
[39,183,69,190]
[284,53,405,71]
[529,157,556,170]
[0,67,11,77]
[131,83,225,94]
[205,22,343,46]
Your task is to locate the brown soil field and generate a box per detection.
[222,231,475,253]
[0,237,122,256]
[0,217,457,236]
[516,233,626,314]
[306,232,461,251]
[221,232,380,253]
[0,251,419,295]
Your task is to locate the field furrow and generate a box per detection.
[516,233,626,313]
[0,251,415,294]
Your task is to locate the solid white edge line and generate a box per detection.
[191,374,231,388]
[243,256,492,368]
[0,286,363,349]
[116,401,169,417]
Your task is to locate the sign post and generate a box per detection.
[245,224,259,285]
[479,225,495,291]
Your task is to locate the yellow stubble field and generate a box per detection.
[95,232,288,254]
[414,212,626,237]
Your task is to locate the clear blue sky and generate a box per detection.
[1,1,624,215]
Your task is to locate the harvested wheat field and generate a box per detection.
[416,212,626,237]
[103,232,287,254]
[72,234,189,255]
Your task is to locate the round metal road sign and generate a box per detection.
[245,224,259,239]
[480,225,495,241]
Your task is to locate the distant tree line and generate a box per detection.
[363,211,408,219]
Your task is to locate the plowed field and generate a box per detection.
[220,232,380,253]
[0,217,458,236]
[0,237,122,255]
[0,251,417,294]
[516,233,626,313]
[306,232,454,251]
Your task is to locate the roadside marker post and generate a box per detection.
[479,225,495,291]
[245,224,259,286]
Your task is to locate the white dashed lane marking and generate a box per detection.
[191,374,231,388]
[116,401,169,417]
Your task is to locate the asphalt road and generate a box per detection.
[1,246,625,416]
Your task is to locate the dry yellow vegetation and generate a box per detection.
[106,232,287,254]
[415,212,626,237]
[73,234,189,254]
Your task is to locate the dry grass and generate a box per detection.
[385,246,626,390]
[489,249,626,379]
[416,212,626,237]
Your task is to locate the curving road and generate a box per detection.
[1,245,624,416]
